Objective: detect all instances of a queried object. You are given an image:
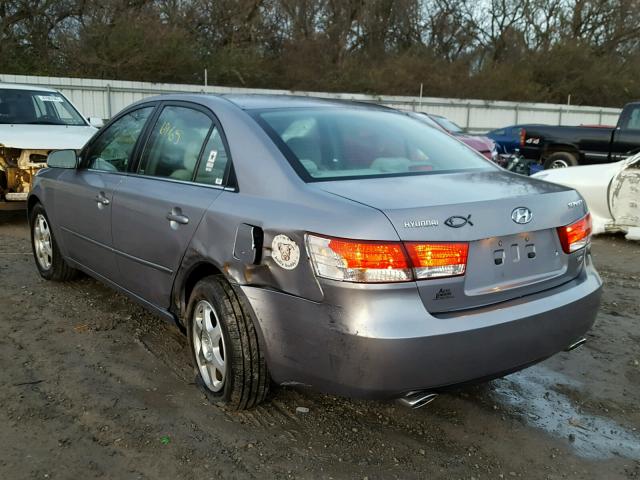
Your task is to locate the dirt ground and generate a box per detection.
[1,213,639,480]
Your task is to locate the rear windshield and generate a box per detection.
[255,108,494,181]
[430,115,464,134]
[0,89,86,126]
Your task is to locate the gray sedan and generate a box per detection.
[28,95,602,409]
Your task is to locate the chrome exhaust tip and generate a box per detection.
[565,337,587,352]
[397,391,439,409]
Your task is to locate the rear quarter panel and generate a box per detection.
[183,187,399,304]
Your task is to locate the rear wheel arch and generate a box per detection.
[175,261,224,325]
[543,144,580,157]
[175,258,271,370]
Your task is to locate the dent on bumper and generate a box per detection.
[241,259,602,400]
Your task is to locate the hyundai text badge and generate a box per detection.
[511,207,533,224]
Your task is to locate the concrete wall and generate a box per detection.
[0,73,622,133]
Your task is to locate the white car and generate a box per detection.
[533,155,640,240]
[0,83,98,209]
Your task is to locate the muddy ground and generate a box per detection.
[0,213,638,480]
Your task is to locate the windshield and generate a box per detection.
[430,115,464,134]
[255,108,494,181]
[0,89,87,126]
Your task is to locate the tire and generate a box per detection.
[186,275,269,410]
[29,203,78,281]
[544,151,578,169]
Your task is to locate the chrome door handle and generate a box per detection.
[166,211,189,225]
[95,193,110,206]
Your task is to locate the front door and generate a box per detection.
[54,106,154,281]
[111,104,231,307]
[611,105,640,161]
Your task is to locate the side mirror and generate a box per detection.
[47,150,78,169]
[87,117,105,128]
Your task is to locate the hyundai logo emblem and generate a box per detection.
[511,207,533,224]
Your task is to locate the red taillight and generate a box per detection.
[519,128,526,147]
[306,234,469,283]
[306,235,412,283]
[557,213,592,253]
[328,238,409,270]
[406,242,469,279]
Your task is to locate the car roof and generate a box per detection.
[0,82,57,93]
[220,94,392,111]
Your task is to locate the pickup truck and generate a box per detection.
[520,101,640,168]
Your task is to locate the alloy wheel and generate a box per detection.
[192,300,227,392]
[34,213,53,270]
[550,159,570,168]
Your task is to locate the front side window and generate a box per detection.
[85,107,154,172]
[0,88,87,126]
[138,106,212,181]
[256,108,495,181]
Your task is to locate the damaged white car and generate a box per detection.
[0,83,97,210]
[533,154,640,240]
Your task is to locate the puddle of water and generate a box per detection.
[491,365,640,460]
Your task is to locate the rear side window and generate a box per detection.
[85,107,153,172]
[194,127,230,186]
[256,108,494,181]
[623,106,640,130]
[138,106,212,180]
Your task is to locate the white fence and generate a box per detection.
[0,73,622,133]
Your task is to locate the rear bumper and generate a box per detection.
[241,256,602,400]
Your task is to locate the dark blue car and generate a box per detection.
[487,125,538,154]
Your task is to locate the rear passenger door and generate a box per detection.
[111,103,231,308]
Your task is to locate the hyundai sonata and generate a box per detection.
[28,94,602,409]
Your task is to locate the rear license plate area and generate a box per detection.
[464,230,565,296]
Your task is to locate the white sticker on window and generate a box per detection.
[37,95,64,103]
[205,150,218,172]
[215,178,223,185]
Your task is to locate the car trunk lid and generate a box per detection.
[316,170,589,312]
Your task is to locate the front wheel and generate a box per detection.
[29,203,77,281]
[186,275,269,409]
